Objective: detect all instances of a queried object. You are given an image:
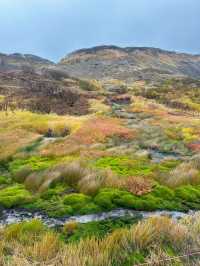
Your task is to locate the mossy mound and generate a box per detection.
[0,184,32,208]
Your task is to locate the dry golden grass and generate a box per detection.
[0,110,92,159]
[0,214,198,266]
[25,232,62,262]
[146,248,182,266]
[128,219,156,250]
[163,162,200,188]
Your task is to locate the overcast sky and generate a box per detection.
[0,0,199,62]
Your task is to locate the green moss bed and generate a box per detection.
[0,154,200,218]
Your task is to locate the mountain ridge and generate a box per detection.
[66,45,200,57]
[59,45,200,81]
[0,45,200,82]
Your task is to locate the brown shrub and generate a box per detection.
[123,176,153,195]
[63,221,78,236]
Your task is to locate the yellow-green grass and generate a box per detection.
[89,99,111,114]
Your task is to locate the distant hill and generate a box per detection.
[59,45,200,81]
[0,53,53,72]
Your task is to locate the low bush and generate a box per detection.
[40,184,67,200]
[151,185,175,200]
[123,176,153,195]
[63,221,78,236]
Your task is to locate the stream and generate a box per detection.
[112,102,186,162]
[0,208,197,228]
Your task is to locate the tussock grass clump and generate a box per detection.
[18,160,110,195]
[25,171,46,191]
[13,166,33,183]
[163,161,200,188]
[78,171,106,196]
[57,161,88,187]
[0,214,199,265]
[26,232,62,262]
[128,220,156,250]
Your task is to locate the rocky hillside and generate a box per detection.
[0,45,200,116]
[59,45,200,81]
[0,52,53,72]
[0,69,93,115]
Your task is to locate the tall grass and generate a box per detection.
[0,214,198,265]
[163,161,200,188]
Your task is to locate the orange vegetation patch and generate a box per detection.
[40,117,135,157]
[187,142,200,151]
[72,117,135,145]
[0,129,39,160]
